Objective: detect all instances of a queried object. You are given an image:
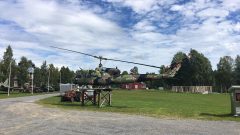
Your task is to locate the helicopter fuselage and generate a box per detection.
[74,63,181,86]
[74,74,169,86]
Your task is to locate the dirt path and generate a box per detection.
[0,94,239,135]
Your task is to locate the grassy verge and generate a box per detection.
[0,91,46,99]
[37,90,240,121]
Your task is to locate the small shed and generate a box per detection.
[60,83,76,95]
[13,76,18,88]
[228,86,240,116]
[121,82,146,90]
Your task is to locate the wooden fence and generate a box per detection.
[172,86,212,93]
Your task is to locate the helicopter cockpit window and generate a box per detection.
[102,67,107,71]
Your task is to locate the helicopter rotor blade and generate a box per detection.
[106,58,161,68]
[50,46,100,59]
[50,46,161,68]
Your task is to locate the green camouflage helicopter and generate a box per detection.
[51,46,181,87]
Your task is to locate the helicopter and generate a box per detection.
[51,46,182,87]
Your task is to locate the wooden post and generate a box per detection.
[81,90,85,106]
[93,90,96,105]
[98,90,101,107]
[108,90,112,106]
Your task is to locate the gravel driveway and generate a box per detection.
[0,94,239,135]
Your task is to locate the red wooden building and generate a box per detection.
[121,82,146,90]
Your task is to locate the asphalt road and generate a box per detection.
[0,94,239,135]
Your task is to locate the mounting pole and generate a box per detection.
[8,60,13,96]
[99,57,103,68]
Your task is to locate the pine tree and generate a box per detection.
[170,50,213,86]
[1,45,17,84]
[48,64,60,90]
[170,51,193,86]
[215,56,234,93]
[33,67,41,87]
[233,55,240,85]
[0,60,4,82]
[40,61,48,88]
[60,66,75,84]
[17,56,34,87]
[189,49,213,85]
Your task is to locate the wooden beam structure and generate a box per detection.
[80,88,112,107]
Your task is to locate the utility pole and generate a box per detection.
[59,71,61,92]
[60,71,61,84]
[48,67,50,93]
[31,70,34,95]
[8,60,13,96]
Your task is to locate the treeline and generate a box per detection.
[0,45,75,91]
[0,46,239,92]
[148,49,240,93]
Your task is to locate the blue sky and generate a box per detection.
[0,0,240,73]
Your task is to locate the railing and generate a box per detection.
[172,86,212,93]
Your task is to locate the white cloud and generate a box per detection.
[234,23,240,32]
[126,0,240,71]
[133,20,157,32]
[105,0,177,14]
[0,0,137,71]
[197,8,229,19]
[0,0,240,74]
[105,0,158,13]
[221,0,240,11]
[171,5,184,11]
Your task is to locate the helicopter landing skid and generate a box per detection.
[80,88,112,107]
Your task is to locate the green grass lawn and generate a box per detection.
[37,90,240,121]
[0,91,45,99]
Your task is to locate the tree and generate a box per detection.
[130,66,139,75]
[60,66,75,83]
[48,64,60,90]
[39,61,48,87]
[0,60,4,82]
[1,45,17,84]
[17,56,34,87]
[233,55,240,85]
[215,56,234,93]
[171,52,186,65]
[189,49,213,85]
[170,50,213,86]
[170,51,192,86]
[33,67,41,87]
[122,71,128,75]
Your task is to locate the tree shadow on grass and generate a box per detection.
[200,113,234,118]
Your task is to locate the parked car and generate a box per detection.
[41,86,54,92]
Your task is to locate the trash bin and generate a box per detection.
[228,86,240,116]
